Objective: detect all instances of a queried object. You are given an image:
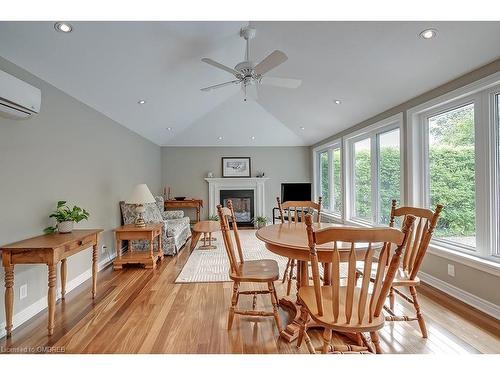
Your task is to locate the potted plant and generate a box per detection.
[207,214,220,221]
[252,216,268,229]
[44,201,90,234]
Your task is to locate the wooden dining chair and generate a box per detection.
[297,213,415,354]
[277,197,322,296]
[363,200,443,338]
[217,201,282,333]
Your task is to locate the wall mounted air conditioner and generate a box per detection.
[0,70,41,119]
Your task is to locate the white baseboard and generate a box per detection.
[0,257,114,339]
[419,271,500,320]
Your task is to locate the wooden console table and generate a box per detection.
[1,229,102,337]
[113,224,163,270]
[165,199,203,223]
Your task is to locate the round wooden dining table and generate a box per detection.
[256,221,371,343]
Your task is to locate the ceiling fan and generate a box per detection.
[200,26,301,101]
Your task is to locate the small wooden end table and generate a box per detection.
[190,220,220,252]
[113,224,163,270]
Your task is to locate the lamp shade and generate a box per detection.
[126,184,156,204]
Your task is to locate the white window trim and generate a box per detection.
[343,113,404,226]
[407,71,500,263]
[312,139,342,218]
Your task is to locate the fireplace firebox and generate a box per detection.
[220,189,255,227]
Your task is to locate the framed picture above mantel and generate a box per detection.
[221,157,251,178]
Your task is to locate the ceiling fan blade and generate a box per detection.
[254,50,288,75]
[260,76,302,89]
[200,80,240,92]
[201,58,242,77]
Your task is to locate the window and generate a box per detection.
[345,115,402,225]
[332,147,342,214]
[408,74,500,262]
[319,151,330,209]
[314,141,342,215]
[427,103,476,248]
[353,138,372,221]
[496,94,500,256]
[378,129,401,225]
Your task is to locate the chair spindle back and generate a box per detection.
[217,200,244,275]
[389,200,443,280]
[304,214,415,325]
[277,197,322,223]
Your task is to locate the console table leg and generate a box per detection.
[47,264,57,335]
[92,244,98,298]
[4,264,14,338]
[61,259,67,300]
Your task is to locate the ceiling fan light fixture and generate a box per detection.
[138,99,146,105]
[334,99,342,105]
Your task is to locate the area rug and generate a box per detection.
[175,230,289,283]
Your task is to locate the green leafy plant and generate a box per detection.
[207,214,219,221]
[252,216,268,226]
[43,201,90,234]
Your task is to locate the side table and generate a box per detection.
[113,224,163,270]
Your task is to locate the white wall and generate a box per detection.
[162,146,312,220]
[0,57,162,334]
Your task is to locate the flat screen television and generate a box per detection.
[281,183,312,203]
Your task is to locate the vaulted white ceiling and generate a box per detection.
[1,21,500,146]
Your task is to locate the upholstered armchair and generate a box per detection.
[119,196,191,256]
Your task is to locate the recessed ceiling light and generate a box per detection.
[250,136,256,140]
[300,126,305,130]
[419,28,437,40]
[166,127,173,131]
[138,100,146,105]
[54,22,73,33]
[218,136,223,140]
[334,99,342,105]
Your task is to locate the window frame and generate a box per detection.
[422,98,478,254]
[343,113,404,226]
[407,71,500,262]
[313,139,342,218]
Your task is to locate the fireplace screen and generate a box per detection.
[220,189,254,225]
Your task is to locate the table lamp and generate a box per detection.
[126,184,156,227]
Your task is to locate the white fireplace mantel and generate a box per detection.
[205,177,269,217]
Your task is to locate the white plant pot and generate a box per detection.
[57,221,74,233]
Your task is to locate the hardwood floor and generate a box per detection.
[1,238,499,354]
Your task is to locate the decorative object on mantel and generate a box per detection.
[43,201,90,234]
[221,157,251,178]
[207,171,214,178]
[126,184,156,228]
[252,215,268,228]
[256,171,265,178]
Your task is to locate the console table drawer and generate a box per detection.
[65,234,95,253]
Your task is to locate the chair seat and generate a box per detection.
[230,259,280,282]
[298,286,385,332]
[356,262,420,286]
